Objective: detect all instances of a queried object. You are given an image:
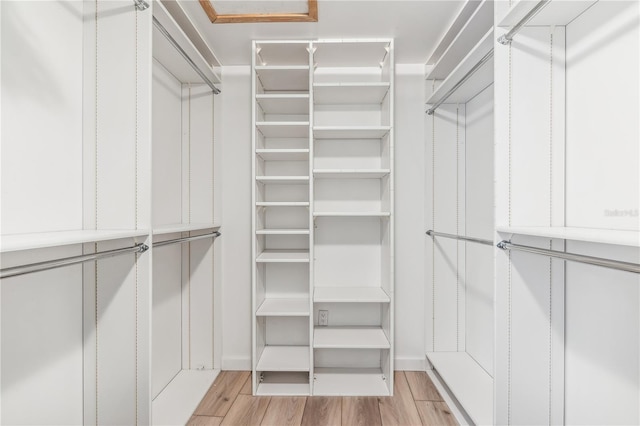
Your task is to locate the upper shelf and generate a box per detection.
[153,223,220,235]
[1,229,149,253]
[497,226,640,247]
[425,29,493,107]
[426,0,493,80]
[255,66,310,92]
[256,94,310,114]
[256,149,309,161]
[313,40,391,68]
[256,122,310,138]
[497,0,598,27]
[314,126,391,139]
[255,41,310,66]
[313,83,390,105]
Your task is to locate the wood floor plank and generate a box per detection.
[194,371,251,417]
[342,397,382,426]
[301,397,341,426]
[187,415,223,426]
[240,374,252,395]
[221,394,271,426]
[378,371,422,426]
[415,401,458,426]
[261,397,307,426]
[405,371,443,402]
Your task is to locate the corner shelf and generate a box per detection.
[426,28,493,107]
[313,327,390,349]
[313,83,390,105]
[256,298,310,316]
[256,122,310,138]
[427,352,493,426]
[256,94,310,114]
[497,226,640,247]
[313,169,390,179]
[256,149,309,161]
[255,66,310,92]
[0,229,149,253]
[313,126,391,139]
[497,0,598,27]
[256,249,310,263]
[256,346,310,371]
[314,287,390,303]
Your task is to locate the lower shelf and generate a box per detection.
[256,371,310,396]
[256,346,310,371]
[426,351,493,426]
[152,369,220,426]
[313,368,390,396]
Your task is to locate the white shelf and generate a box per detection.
[313,169,390,179]
[0,229,149,253]
[427,0,494,80]
[256,201,310,207]
[313,83,390,105]
[313,327,390,349]
[256,372,310,396]
[256,122,309,138]
[256,298,310,316]
[152,369,220,426]
[313,40,391,67]
[256,149,309,161]
[426,29,493,107]
[256,94,309,114]
[256,346,310,371]
[152,223,220,235]
[314,126,391,139]
[497,226,640,247]
[313,368,390,396]
[255,66,310,92]
[256,249,310,263]
[313,212,391,218]
[314,287,390,303]
[427,352,493,426]
[256,228,310,235]
[256,176,310,185]
[255,42,310,67]
[498,0,597,27]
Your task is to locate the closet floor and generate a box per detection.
[187,370,457,426]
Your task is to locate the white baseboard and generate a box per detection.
[394,356,427,371]
[221,356,251,370]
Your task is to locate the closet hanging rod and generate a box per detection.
[0,243,149,279]
[152,16,221,95]
[497,240,640,274]
[154,231,221,248]
[497,0,550,45]
[426,230,493,246]
[426,50,493,115]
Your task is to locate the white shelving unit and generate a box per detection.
[252,39,394,397]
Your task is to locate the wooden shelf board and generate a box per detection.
[313,212,391,217]
[256,346,310,371]
[313,126,391,140]
[256,149,309,161]
[1,229,149,253]
[256,94,310,114]
[256,249,310,263]
[313,83,390,105]
[426,352,493,426]
[497,0,597,27]
[426,29,494,107]
[256,298,310,316]
[256,122,310,138]
[256,228,310,235]
[313,327,390,349]
[427,0,494,80]
[314,287,390,303]
[152,223,220,235]
[497,226,640,247]
[313,368,390,396]
[313,169,390,179]
[256,176,310,185]
[256,202,310,207]
[255,66,310,92]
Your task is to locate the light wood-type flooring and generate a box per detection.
[188,371,458,426]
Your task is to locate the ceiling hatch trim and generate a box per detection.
[198,0,318,24]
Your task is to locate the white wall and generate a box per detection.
[219,64,427,370]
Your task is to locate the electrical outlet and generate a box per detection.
[318,310,329,326]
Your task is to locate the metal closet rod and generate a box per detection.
[497,0,550,45]
[426,49,494,116]
[154,231,221,248]
[497,240,640,274]
[0,243,149,279]
[426,230,493,246]
[152,16,221,95]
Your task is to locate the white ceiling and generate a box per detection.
[179,0,467,65]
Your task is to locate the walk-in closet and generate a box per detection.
[2,0,638,424]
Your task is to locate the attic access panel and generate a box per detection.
[199,0,318,23]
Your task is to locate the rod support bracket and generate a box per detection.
[497,35,511,45]
[134,0,150,11]
[497,240,510,250]
[139,243,150,253]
